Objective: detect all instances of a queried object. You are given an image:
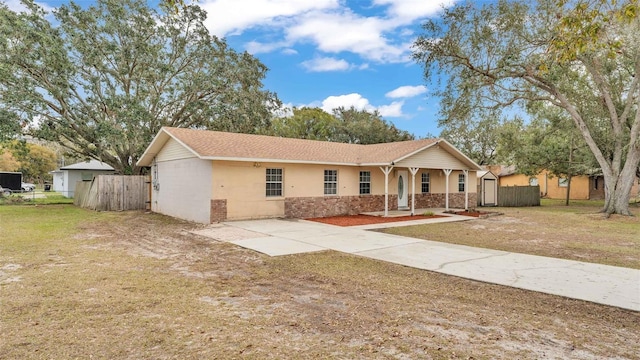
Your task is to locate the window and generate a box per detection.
[558,177,568,187]
[359,171,371,195]
[529,177,538,186]
[265,168,283,197]
[421,172,430,193]
[593,177,599,190]
[324,170,337,195]
[458,173,465,192]
[81,172,94,181]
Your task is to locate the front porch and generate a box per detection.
[378,166,474,217]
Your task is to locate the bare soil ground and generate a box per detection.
[382,201,640,269]
[1,206,639,359]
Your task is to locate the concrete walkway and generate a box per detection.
[194,218,640,311]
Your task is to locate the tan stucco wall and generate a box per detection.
[212,161,477,220]
[500,171,590,200]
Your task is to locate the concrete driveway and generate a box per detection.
[192,218,640,312]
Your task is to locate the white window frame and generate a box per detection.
[266,168,283,197]
[558,177,568,188]
[421,172,430,193]
[359,171,371,195]
[324,170,338,195]
[458,173,465,192]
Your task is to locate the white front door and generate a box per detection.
[397,170,408,209]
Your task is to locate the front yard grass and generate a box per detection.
[0,190,74,205]
[1,205,639,359]
[382,199,640,269]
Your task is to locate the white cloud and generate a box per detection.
[378,101,405,117]
[385,85,427,98]
[4,0,54,13]
[286,11,408,63]
[198,0,459,65]
[318,93,405,117]
[320,93,375,113]
[372,0,456,22]
[281,48,298,55]
[273,102,295,118]
[200,0,338,37]
[301,57,351,72]
[245,41,285,54]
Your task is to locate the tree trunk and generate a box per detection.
[565,140,573,206]
[565,174,572,206]
[602,163,637,216]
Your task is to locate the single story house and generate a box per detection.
[495,166,640,200]
[137,127,483,224]
[50,160,115,198]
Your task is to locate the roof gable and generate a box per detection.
[60,160,115,171]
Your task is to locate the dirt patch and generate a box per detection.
[2,208,639,359]
[306,214,446,226]
[384,202,640,269]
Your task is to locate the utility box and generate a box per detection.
[0,172,22,192]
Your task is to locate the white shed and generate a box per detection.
[477,170,498,206]
[50,160,115,198]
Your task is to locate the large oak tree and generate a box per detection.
[0,0,279,174]
[413,0,639,215]
[269,106,414,144]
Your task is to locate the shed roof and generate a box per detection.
[59,160,115,171]
[137,127,482,170]
[477,170,497,179]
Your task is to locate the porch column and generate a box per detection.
[409,167,419,215]
[380,166,394,217]
[443,169,452,210]
[463,169,469,210]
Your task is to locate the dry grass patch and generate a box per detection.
[383,200,640,269]
[1,205,639,359]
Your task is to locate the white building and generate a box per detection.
[50,160,115,198]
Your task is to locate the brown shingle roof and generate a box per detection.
[163,127,438,165]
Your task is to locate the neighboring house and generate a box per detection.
[50,160,115,198]
[495,166,640,200]
[477,170,498,206]
[137,127,482,224]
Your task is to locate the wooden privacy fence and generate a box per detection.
[497,185,540,207]
[74,175,149,211]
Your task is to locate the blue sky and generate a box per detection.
[6,0,458,138]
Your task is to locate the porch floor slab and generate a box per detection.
[361,207,453,217]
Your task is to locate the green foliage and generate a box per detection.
[550,0,639,63]
[0,0,279,174]
[499,110,596,178]
[439,110,505,165]
[0,141,57,181]
[412,0,640,215]
[269,107,338,141]
[269,106,414,144]
[331,107,414,144]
